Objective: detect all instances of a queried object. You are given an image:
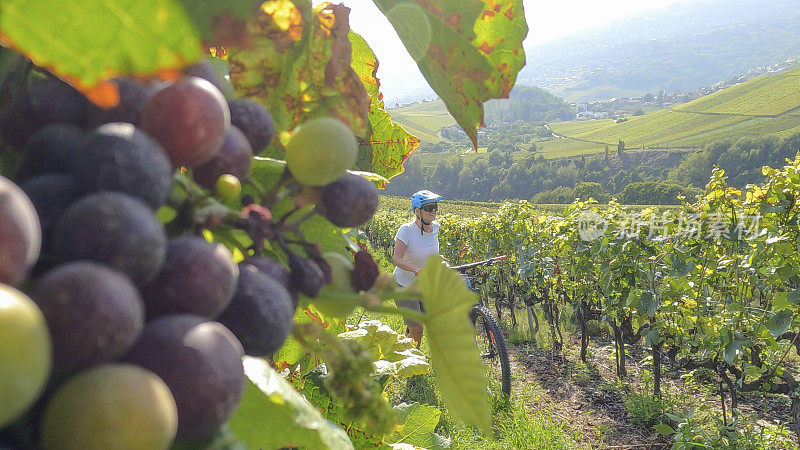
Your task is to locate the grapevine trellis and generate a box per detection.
[366,158,800,441]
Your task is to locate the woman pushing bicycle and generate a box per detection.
[391,190,443,347]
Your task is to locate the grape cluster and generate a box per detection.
[0,58,383,449]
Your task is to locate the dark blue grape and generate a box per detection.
[51,192,167,287]
[143,236,238,319]
[30,262,144,371]
[71,122,173,209]
[217,264,294,357]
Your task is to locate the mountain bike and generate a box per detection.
[450,256,512,397]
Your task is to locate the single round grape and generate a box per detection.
[30,262,144,372]
[285,117,357,186]
[39,364,178,450]
[141,77,230,168]
[215,174,242,201]
[123,315,244,440]
[71,122,173,209]
[51,192,167,287]
[192,126,252,190]
[0,285,51,428]
[15,124,84,182]
[85,77,150,127]
[19,174,76,239]
[320,173,378,227]
[288,253,325,298]
[0,175,41,286]
[217,265,294,357]
[142,236,238,319]
[228,98,275,153]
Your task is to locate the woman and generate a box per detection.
[392,190,443,347]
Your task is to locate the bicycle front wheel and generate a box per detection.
[469,304,511,396]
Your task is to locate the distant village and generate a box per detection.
[574,57,798,120]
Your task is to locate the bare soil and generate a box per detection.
[504,331,799,449]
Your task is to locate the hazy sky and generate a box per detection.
[313,0,687,99]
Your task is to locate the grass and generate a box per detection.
[388,100,458,144]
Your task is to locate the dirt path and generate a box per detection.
[502,331,799,449]
[503,336,668,448]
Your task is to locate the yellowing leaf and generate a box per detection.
[228,2,369,157]
[0,0,202,103]
[373,0,527,149]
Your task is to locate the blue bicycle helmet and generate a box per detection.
[411,190,443,208]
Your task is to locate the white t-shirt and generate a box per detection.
[393,220,440,287]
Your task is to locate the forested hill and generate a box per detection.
[519,0,800,101]
[483,85,574,124]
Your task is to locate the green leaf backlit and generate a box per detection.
[229,357,353,449]
[417,254,490,432]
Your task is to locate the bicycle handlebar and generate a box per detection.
[449,255,507,273]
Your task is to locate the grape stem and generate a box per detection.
[263,167,294,209]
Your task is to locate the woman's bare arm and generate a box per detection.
[392,239,420,276]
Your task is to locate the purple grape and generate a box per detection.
[228,98,274,153]
[70,122,173,209]
[51,192,167,287]
[217,264,294,357]
[141,77,230,168]
[191,126,252,190]
[30,262,144,371]
[15,124,84,182]
[320,173,378,227]
[85,78,150,127]
[0,175,41,286]
[123,315,245,440]
[143,236,238,319]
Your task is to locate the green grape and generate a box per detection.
[285,117,357,186]
[39,364,178,450]
[215,174,242,201]
[0,284,51,428]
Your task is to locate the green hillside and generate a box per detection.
[548,67,800,153]
[387,100,456,143]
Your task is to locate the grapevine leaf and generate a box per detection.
[0,0,201,106]
[338,320,430,377]
[349,31,419,185]
[228,1,369,157]
[638,291,657,317]
[788,289,800,305]
[645,329,660,347]
[384,402,446,449]
[417,254,490,432]
[178,0,261,47]
[654,424,676,436]
[372,0,527,149]
[766,309,793,338]
[229,357,354,449]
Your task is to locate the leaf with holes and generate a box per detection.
[228,1,369,158]
[349,31,419,186]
